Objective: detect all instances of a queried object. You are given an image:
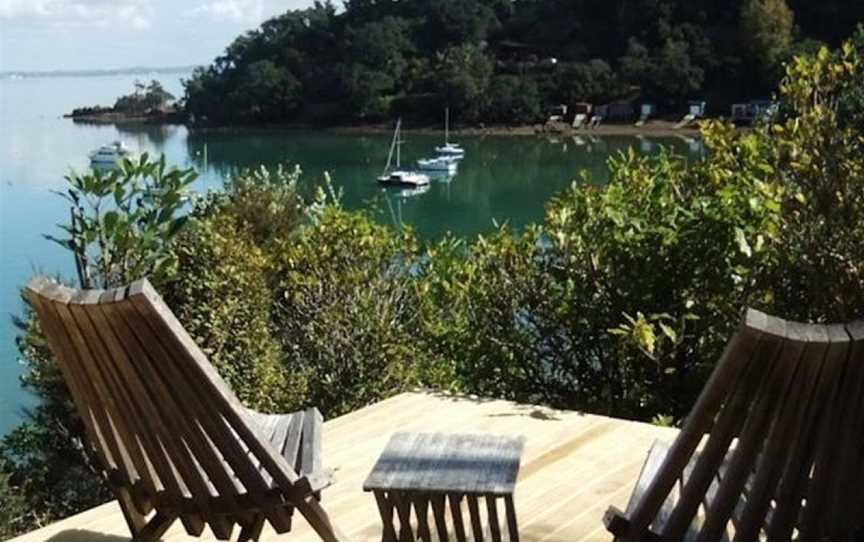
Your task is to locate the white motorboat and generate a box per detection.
[377,119,430,187]
[89,141,133,165]
[417,155,458,173]
[434,108,465,158]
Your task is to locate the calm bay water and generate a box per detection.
[0,73,705,435]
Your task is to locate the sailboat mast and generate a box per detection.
[396,120,401,168]
[383,118,400,174]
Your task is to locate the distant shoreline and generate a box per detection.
[329,120,704,138]
[63,109,709,138]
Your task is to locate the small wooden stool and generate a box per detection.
[364,432,525,542]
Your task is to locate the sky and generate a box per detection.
[0,0,316,72]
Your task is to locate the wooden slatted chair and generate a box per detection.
[25,277,346,542]
[604,308,864,541]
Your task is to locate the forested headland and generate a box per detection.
[182,0,862,126]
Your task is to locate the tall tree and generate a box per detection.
[740,0,795,70]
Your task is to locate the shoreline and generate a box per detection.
[64,112,707,138]
[329,120,703,138]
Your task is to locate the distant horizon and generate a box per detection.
[0,65,198,78]
[0,0,315,72]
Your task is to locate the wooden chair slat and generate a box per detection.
[27,289,115,473]
[25,277,346,542]
[127,280,306,496]
[85,296,191,501]
[66,298,161,497]
[98,293,218,511]
[119,292,263,503]
[625,311,772,536]
[698,322,822,540]
[607,309,864,542]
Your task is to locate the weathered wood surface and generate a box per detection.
[24,277,343,542]
[11,391,677,542]
[364,432,524,495]
[605,308,864,542]
[364,432,524,542]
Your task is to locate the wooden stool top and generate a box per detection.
[363,432,524,495]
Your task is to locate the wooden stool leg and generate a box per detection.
[393,491,416,542]
[486,496,502,542]
[448,494,467,542]
[504,496,519,542]
[466,496,483,542]
[430,494,449,542]
[375,491,398,542]
[415,494,432,542]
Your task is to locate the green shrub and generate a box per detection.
[0,471,28,538]
[271,207,441,416]
[161,213,307,413]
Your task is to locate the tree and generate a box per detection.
[485,75,541,123]
[436,43,494,121]
[619,37,705,105]
[555,60,627,104]
[741,0,795,71]
[231,60,302,122]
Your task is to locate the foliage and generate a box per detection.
[554,60,628,104]
[485,75,542,123]
[113,80,175,114]
[619,38,706,104]
[271,207,445,416]
[0,472,27,538]
[161,212,306,413]
[764,36,864,320]
[49,155,197,289]
[184,0,859,125]
[0,309,112,538]
[741,0,795,71]
[435,43,495,122]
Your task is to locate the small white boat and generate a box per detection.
[378,170,431,187]
[377,119,430,187]
[434,108,465,159]
[89,141,133,165]
[417,155,458,173]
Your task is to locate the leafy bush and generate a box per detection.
[161,212,306,413]
[271,207,444,416]
[48,155,196,289]
[0,472,27,538]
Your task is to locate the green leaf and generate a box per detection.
[735,228,752,258]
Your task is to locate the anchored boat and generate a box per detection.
[377,119,430,187]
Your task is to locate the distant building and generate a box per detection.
[731,100,779,125]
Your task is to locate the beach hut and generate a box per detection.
[636,104,654,126]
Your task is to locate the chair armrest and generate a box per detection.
[294,468,335,498]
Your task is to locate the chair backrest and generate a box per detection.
[25,277,304,514]
[625,308,864,541]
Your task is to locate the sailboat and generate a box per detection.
[377,119,430,187]
[434,107,465,158]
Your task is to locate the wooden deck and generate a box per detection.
[11,391,677,542]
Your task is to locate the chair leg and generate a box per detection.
[132,512,177,542]
[296,496,349,542]
[116,488,148,536]
[238,514,266,542]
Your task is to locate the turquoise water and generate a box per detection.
[0,74,705,436]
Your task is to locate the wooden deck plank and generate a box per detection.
[10,391,676,542]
